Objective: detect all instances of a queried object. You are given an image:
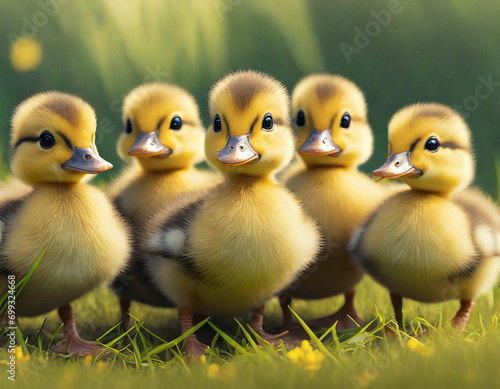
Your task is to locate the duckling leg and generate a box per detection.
[179,307,208,357]
[451,299,475,330]
[305,290,363,330]
[119,298,131,329]
[279,294,296,330]
[55,305,101,355]
[390,292,403,326]
[250,306,288,345]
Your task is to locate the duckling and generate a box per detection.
[281,74,396,330]
[141,71,321,356]
[108,83,221,324]
[349,103,500,330]
[0,92,130,354]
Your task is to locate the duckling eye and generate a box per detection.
[170,116,182,130]
[340,112,351,129]
[125,118,132,134]
[262,113,274,131]
[39,131,55,150]
[296,110,306,127]
[424,136,440,152]
[213,114,222,133]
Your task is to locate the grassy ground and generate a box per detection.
[2,276,500,389]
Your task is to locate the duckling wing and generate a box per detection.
[453,188,500,258]
[0,193,31,275]
[142,193,206,274]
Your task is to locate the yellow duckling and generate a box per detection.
[142,71,320,356]
[0,92,130,354]
[108,83,220,324]
[282,74,395,329]
[350,103,500,330]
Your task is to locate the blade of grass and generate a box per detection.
[207,321,251,356]
[47,323,64,352]
[289,307,338,363]
[0,247,46,312]
[147,317,210,357]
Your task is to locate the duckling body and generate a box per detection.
[149,175,319,316]
[350,103,500,329]
[1,183,129,317]
[286,168,389,299]
[356,189,500,302]
[0,91,130,353]
[143,71,320,355]
[282,74,396,329]
[108,83,220,317]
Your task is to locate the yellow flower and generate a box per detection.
[15,346,30,364]
[207,363,220,378]
[10,37,42,72]
[287,340,325,372]
[407,338,434,357]
[84,355,93,365]
[200,355,206,364]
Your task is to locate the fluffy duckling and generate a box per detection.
[142,71,320,356]
[350,103,500,330]
[108,83,220,323]
[0,92,130,354]
[282,74,396,329]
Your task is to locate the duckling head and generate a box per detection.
[205,70,294,177]
[118,83,204,172]
[291,74,372,169]
[373,103,474,194]
[10,91,112,185]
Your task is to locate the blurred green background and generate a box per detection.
[0,0,499,196]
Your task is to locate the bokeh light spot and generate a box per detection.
[10,37,43,72]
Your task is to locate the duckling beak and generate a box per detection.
[128,131,172,158]
[298,129,342,156]
[373,152,422,181]
[217,134,260,166]
[61,147,113,174]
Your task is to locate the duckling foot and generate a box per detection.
[55,305,106,356]
[306,291,363,330]
[179,307,208,358]
[451,299,475,331]
[55,334,103,356]
[183,334,208,358]
[250,306,289,346]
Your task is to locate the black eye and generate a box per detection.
[170,116,182,130]
[213,114,222,133]
[262,113,274,131]
[125,118,132,134]
[340,112,351,129]
[296,110,305,127]
[39,131,55,149]
[424,136,440,152]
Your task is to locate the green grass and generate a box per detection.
[3,277,500,388]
